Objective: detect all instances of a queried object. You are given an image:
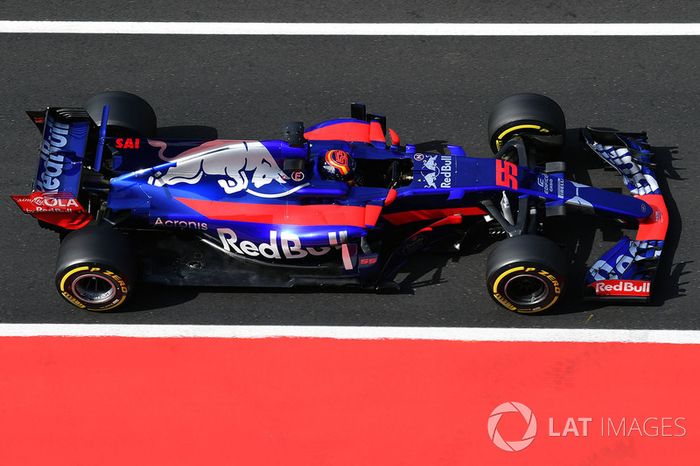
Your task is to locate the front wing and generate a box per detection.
[582,128,669,301]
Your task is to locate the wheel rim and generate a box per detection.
[71,273,117,304]
[503,273,550,307]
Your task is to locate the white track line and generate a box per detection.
[0,324,699,344]
[0,21,699,36]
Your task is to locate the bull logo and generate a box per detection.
[147,141,306,197]
[422,154,438,171]
[421,155,439,189]
[424,171,438,189]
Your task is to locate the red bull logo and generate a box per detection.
[36,117,70,192]
[217,228,347,260]
[420,154,452,189]
[591,280,651,297]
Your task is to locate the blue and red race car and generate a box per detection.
[12,92,668,313]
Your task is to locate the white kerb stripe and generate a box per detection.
[0,324,699,344]
[0,21,699,36]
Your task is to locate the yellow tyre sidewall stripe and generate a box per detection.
[58,265,129,311]
[59,266,89,292]
[495,124,550,149]
[491,266,561,313]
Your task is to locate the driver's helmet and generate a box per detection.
[321,149,356,181]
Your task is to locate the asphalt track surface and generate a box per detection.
[0,3,699,327]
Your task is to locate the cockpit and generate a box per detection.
[315,149,413,189]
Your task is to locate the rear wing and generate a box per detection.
[582,128,668,301]
[11,108,94,230]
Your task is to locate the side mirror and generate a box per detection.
[351,102,366,120]
[284,121,305,147]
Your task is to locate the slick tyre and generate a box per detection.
[487,93,565,158]
[85,91,157,137]
[485,235,567,313]
[55,226,136,312]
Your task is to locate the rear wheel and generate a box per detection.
[487,93,566,161]
[485,235,567,313]
[85,91,157,137]
[55,225,136,311]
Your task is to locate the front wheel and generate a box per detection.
[485,235,567,313]
[55,225,136,311]
[487,93,566,161]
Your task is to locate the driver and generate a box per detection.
[321,149,360,185]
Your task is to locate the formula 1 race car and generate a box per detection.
[12,92,668,313]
